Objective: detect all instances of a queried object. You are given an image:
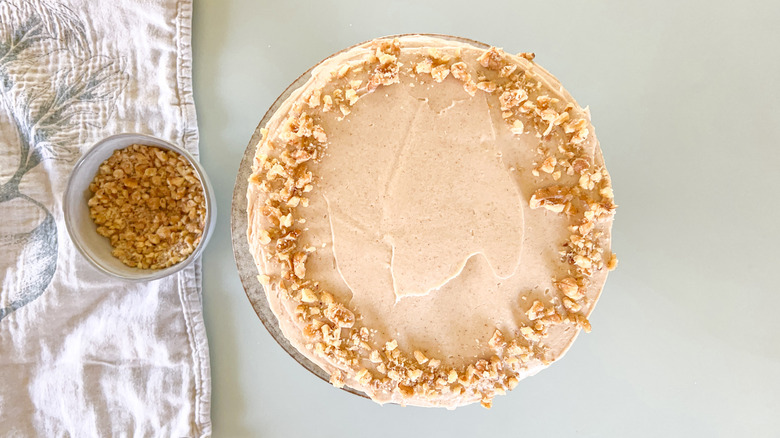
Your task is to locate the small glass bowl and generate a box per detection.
[64,133,216,281]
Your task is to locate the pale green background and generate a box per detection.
[192,1,780,436]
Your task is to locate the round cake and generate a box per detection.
[247,35,616,408]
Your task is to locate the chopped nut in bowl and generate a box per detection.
[64,133,216,281]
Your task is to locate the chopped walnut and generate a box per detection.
[477,47,507,70]
[329,371,345,388]
[526,300,545,320]
[324,302,355,328]
[414,58,433,74]
[529,185,572,213]
[367,42,401,92]
[398,384,415,398]
[407,368,423,381]
[88,145,206,270]
[292,251,307,278]
[322,95,334,112]
[300,288,318,303]
[476,80,497,93]
[578,221,595,236]
[462,80,478,96]
[356,368,372,385]
[279,213,293,228]
[520,326,541,342]
[574,255,593,271]
[385,339,398,351]
[554,277,582,300]
[499,88,529,111]
[563,297,581,312]
[573,314,592,332]
[510,120,525,135]
[571,158,590,174]
[607,253,618,270]
[306,89,321,108]
[450,62,470,81]
[257,229,271,245]
[518,52,535,61]
[430,64,450,82]
[488,329,507,349]
[539,156,557,174]
[345,88,359,106]
[499,64,517,78]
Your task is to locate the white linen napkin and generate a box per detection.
[0,0,211,435]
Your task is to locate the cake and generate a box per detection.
[246,35,616,408]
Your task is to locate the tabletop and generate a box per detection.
[192,0,780,436]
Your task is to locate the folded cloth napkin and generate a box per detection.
[0,0,211,435]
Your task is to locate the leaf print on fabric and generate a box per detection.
[0,0,126,321]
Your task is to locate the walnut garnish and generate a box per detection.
[607,253,618,270]
[450,61,470,81]
[518,52,535,61]
[324,302,355,328]
[256,229,271,245]
[499,64,517,78]
[322,94,333,112]
[526,300,546,320]
[300,288,318,303]
[571,158,590,174]
[476,80,497,93]
[476,46,507,70]
[398,384,415,398]
[330,371,345,388]
[414,58,433,74]
[430,64,450,82]
[488,329,507,350]
[366,39,401,92]
[462,80,478,96]
[385,339,398,351]
[563,298,581,312]
[519,326,541,342]
[356,368,373,385]
[529,185,573,213]
[510,120,525,135]
[539,156,557,174]
[413,350,429,364]
[555,277,584,300]
[499,88,529,111]
[345,88,359,106]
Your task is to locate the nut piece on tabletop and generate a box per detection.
[87,144,206,270]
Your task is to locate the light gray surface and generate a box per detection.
[192,1,780,436]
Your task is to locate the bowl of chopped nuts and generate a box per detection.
[64,133,216,281]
